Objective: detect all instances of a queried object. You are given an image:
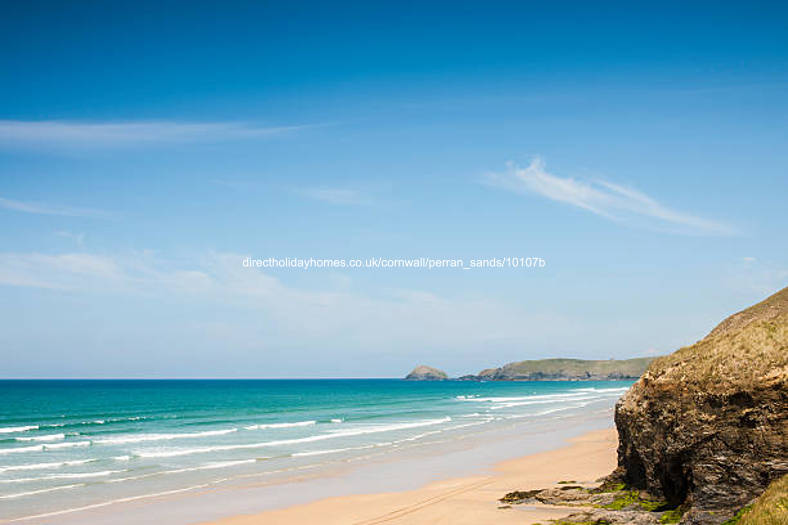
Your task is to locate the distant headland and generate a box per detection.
[405,357,654,381]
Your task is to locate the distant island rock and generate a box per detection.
[472,357,654,381]
[404,365,448,381]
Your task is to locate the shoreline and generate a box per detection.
[2,388,624,524]
[207,427,618,525]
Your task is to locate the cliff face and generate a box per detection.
[612,287,788,524]
[478,357,653,381]
[404,365,448,380]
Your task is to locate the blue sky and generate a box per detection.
[1,1,786,377]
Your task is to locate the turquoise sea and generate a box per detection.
[0,380,632,522]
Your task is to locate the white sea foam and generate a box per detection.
[44,440,91,450]
[0,426,38,434]
[330,418,343,423]
[94,428,237,445]
[0,459,96,473]
[534,402,590,416]
[293,443,377,457]
[244,420,316,430]
[14,433,65,442]
[0,470,125,484]
[574,387,629,393]
[45,415,151,428]
[0,483,84,500]
[136,417,452,458]
[0,445,43,455]
[394,429,443,443]
[459,391,599,403]
[490,395,599,409]
[505,402,590,419]
[162,459,256,474]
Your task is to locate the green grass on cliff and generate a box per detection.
[736,474,788,525]
[645,287,788,393]
[646,315,787,392]
[709,287,788,338]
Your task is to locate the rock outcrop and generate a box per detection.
[474,357,654,381]
[500,483,672,524]
[611,287,788,524]
[404,365,448,381]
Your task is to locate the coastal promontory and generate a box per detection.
[404,365,448,381]
[475,357,653,381]
[612,286,788,524]
[497,287,787,525]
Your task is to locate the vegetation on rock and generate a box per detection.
[612,287,788,524]
[737,473,788,525]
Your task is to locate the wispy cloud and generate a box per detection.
[0,196,110,218]
[0,253,125,290]
[299,187,373,206]
[0,251,568,352]
[0,120,313,148]
[55,231,86,246]
[485,158,734,236]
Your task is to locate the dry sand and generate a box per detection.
[208,427,617,525]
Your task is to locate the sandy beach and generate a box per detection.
[209,428,617,525]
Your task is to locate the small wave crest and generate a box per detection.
[0,445,44,455]
[0,470,125,484]
[243,420,316,431]
[43,441,91,450]
[94,428,237,445]
[0,440,90,455]
[0,426,38,434]
[14,433,65,443]
[136,417,451,459]
[0,483,84,500]
[0,459,97,473]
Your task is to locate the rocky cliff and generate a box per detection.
[611,287,788,524]
[404,365,448,380]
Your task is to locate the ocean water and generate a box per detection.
[0,379,631,522]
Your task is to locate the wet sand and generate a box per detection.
[209,428,617,525]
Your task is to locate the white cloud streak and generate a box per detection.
[485,158,734,236]
[0,120,312,148]
[0,197,110,218]
[0,251,567,351]
[55,231,86,246]
[0,253,125,290]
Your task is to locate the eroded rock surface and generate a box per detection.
[611,287,788,524]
